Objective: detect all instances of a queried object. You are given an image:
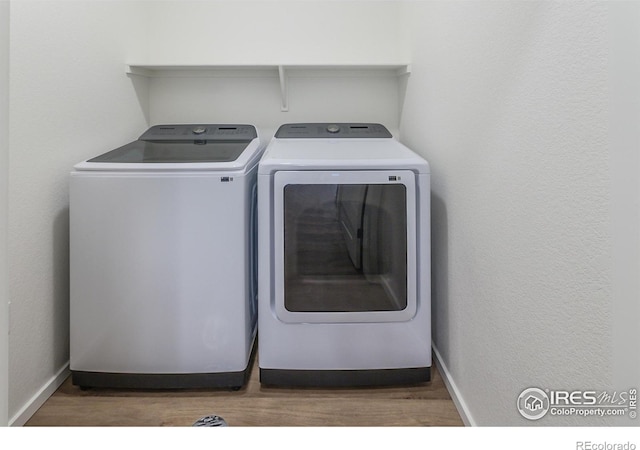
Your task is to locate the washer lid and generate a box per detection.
[87,140,250,164]
[74,124,263,170]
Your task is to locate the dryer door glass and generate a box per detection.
[273,170,418,323]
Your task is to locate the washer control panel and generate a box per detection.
[275,123,392,139]
[140,124,258,141]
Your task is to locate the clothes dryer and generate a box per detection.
[70,124,263,389]
[258,123,431,386]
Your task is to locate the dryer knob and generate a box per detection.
[192,127,207,135]
[326,124,340,134]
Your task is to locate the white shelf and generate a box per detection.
[125,63,411,112]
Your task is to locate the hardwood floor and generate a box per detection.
[25,353,463,427]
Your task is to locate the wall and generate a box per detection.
[148,70,402,141]
[8,0,148,424]
[143,0,406,137]
[0,0,9,427]
[400,1,628,426]
[145,0,404,66]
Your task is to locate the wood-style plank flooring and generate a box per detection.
[25,353,463,427]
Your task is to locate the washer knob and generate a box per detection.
[326,124,340,134]
[192,127,207,135]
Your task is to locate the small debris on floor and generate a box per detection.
[193,415,228,427]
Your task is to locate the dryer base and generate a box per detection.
[260,366,431,387]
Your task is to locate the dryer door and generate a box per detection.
[273,170,417,323]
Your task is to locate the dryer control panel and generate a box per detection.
[275,123,392,139]
[140,124,258,142]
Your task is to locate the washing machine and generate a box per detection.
[70,124,264,389]
[257,123,431,387]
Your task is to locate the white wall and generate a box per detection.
[0,0,10,427]
[8,0,148,424]
[145,0,405,66]
[142,0,406,137]
[400,1,633,426]
[148,70,402,139]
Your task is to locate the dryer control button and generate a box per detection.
[326,124,340,134]
[192,127,207,134]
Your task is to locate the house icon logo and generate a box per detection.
[525,395,544,411]
[517,387,550,420]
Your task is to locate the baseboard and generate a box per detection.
[9,362,69,427]
[432,344,476,426]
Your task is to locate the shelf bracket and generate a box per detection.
[278,65,288,112]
